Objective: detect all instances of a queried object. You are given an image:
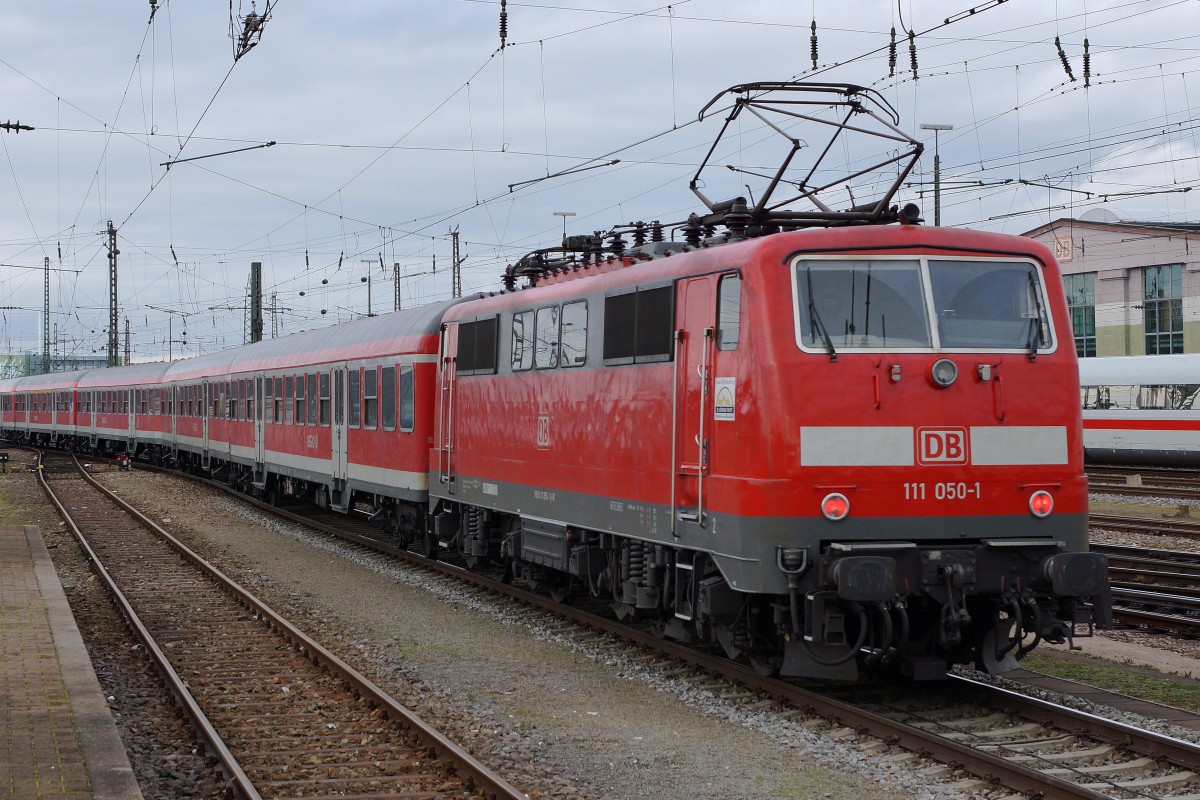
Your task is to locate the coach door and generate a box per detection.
[332,367,348,483]
[253,376,266,471]
[127,388,136,442]
[673,276,715,533]
[88,390,97,441]
[437,323,459,494]
[202,383,210,453]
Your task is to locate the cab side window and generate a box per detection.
[717,274,741,351]
[535,306,560,369]
[511,311,534,371]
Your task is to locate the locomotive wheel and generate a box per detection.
[549,580,572,605]
[749,654,782,677]
[420,527,439,560]
[977,618,1020,674]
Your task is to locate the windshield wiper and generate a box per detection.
[1026,271,1046,356]
[806,268,838,360]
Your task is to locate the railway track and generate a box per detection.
[36,449,526,800]
[1089,466,1200,501]
[1093,542,1200,634]
[99,456,1200,800]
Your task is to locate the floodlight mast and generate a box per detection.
[920,123,954,226]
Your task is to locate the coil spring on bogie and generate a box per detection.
[629,540,646,583]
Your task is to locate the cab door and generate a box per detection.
[674,277,715,531]
[437,323,460,495]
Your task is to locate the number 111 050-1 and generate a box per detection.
[903,482,981,501]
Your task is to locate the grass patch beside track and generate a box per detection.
[1022,650,1200,712]
[0,479,34,525]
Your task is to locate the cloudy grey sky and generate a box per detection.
[2,0,1197,361]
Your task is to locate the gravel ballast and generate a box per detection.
[88,468,967,800]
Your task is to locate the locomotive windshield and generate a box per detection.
[793,257,1053,353]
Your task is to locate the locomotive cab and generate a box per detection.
[717,235,1112,679]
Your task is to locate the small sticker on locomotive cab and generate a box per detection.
[714,378,736,421]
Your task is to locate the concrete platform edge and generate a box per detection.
[26,524,145,800]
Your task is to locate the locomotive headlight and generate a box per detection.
[821,493,850,521]
[1029,490,1054,518]
[927,358,958,388]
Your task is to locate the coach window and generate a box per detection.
[307,374,319,425]
[263,380,273,424]
[399,365,415,432]
[274,378,283,423]
[283,376,293,425]
[290,376,301,425]
[382,365,397,430]
[717,274,741,350]
[511,310,534,371]
[560,301,587,367]
[319,372,331,426]
[348,369,361,428]
[535,306,560,369]
[363,367,378,429]
[603,285,674,364]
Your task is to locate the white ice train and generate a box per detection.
[1080,354,1200,465]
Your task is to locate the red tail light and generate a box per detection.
[1029,490,1054,518]
[821,493,850,521]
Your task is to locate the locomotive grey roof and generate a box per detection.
[1078,354,1200,386]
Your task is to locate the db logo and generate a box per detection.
[917,427,968,465]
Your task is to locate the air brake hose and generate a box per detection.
[799,605,870,666]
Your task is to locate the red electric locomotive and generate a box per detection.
[423,84,1110,679]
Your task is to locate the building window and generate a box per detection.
[1145,263,1183,355]
[1063,272,1096,358]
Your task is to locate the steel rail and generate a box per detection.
[1091,513,1200,539]
[41,452,527,800]
[34,451,263,800]
[120,462,1193,799]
